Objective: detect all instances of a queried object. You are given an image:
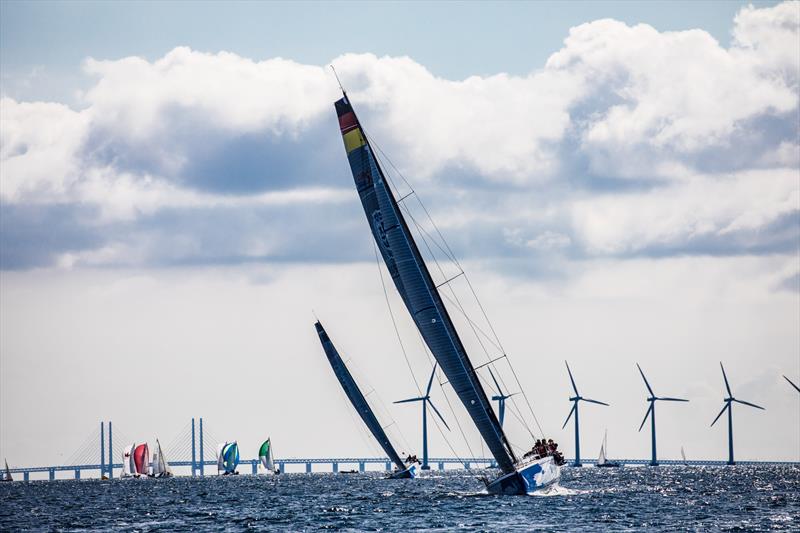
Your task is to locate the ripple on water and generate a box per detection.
[0,466,797,531]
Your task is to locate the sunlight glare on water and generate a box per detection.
[0,465,797,531]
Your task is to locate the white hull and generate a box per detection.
[486,456,560,495]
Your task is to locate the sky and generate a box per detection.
[0,0,798,475]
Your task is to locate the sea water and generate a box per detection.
[0,465,797,531]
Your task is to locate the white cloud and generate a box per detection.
[571,168,799,254]
[0,98,89,201]
[0,2,797,269]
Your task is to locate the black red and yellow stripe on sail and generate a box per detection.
[335,96,366,153]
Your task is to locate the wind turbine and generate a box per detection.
[636,363,688,466]
[562,361,609,467]
[395,363,450,470]
[783,375,800,394]
[711,363,765,465]
[488,367,516,428]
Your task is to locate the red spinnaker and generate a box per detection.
[133,443,149,474]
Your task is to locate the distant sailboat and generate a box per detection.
[217,441,240,475]
[122,442,150,478]
[2,459,12,482]
[595,431,620,468]
[150,439,173,478]
[315,321,417,479]
[258,438,279,475]
[681,446,688,465]
[334,91,559,494]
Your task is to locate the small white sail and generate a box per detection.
[151,450,159,476]
[156,439,172,477]
[122,444,135,477]
[597,430,607,466]
[681,446,687,463]
[267,442,275,472]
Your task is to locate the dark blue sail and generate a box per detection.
[315,321,407,472]
[335,96,517,473]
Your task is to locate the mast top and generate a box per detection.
[330,64,346,97]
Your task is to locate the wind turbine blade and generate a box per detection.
[638,404,653,432]
[732,398,765,410]
[581,398,610,407]
[394,397,424,404]
[565,361,579,396]
[488,366,503,396]
[783,375,800,393]
[710,403,728,427]
[720,362,732,397]
[636,363,654,396]
[657,397,689,402]
[427,400,450,431]
[425,363,438,396]
[561,403,576,429]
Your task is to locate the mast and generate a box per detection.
[334,95,517,472]
[315,321,408,472]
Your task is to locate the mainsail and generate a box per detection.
[3,459,12,481]
[152,439,172,477]
[335,95,517,473]
[315,321,408,472]
[597,431,608,465]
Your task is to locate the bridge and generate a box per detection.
[4,419,797,481]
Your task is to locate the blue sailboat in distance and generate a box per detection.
[315,321,417,479]
[334,91,560,494]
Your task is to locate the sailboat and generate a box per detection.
[595,430,620,468]
[334,92,559,494]
[681,446,688,465]
[315,321,417,479]
[150,439,173,478]
[217,441,240,475]
[2,459,12,482]
[258,438,280,475]
[121,442,150,478]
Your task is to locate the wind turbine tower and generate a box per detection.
[488,367,516,428]
[711,363,765,465]
[562,361,609,467]
[636,363,689,466]
[395,363,450,470]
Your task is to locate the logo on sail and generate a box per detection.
[372,210,393,258]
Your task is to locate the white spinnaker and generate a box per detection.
[122,444,135,477]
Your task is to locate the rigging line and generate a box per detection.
[369,137,459,266]
[401,203,494,361]
[439,290,503,353]
[401,188,543,438]
[396,176,516,458]
[375,135,514,370]
[370,139,461,267]
[397,198,460,270]
[476,371,535,440]
[347,347,414,452]
[373,239,423,396]
[435,371,477,460]
[364,126,513,462]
